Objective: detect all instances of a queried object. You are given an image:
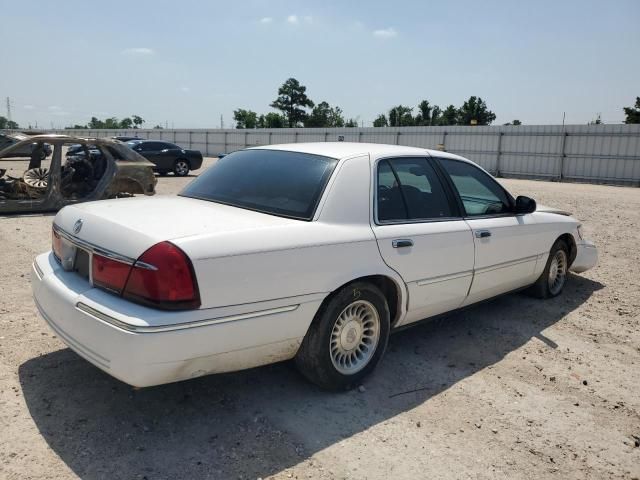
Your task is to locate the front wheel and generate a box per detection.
[295,282,390,390]
[529,239,569,298]
[173,159,190,177]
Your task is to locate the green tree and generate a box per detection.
[153,124,164,129]
[132,115,145,128]
[233,109,258,129]
[415,100,435,126]
[88,117,104,129]
[373,114,388,127]
[262,112,286,128]
[305,101,345,127]
[388,105,414,126]
[504,119,522,126]
[458,96,496,125]
[438,105,459,126]
[270,78,315,127]
[103,117,121,129]
[623,97,640,124]
[430,105,442,125]
[119,117,134,129]
[0,116,19,129]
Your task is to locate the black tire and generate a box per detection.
[39,150,47,161]
[529,239,569,299]
[295,282,390,390]
[173,159,190,177]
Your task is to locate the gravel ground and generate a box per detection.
[0,158,639,480]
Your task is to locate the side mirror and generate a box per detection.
[515,195,536,214]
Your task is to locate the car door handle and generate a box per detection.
[392,239,413,248]
[474,230,492,238]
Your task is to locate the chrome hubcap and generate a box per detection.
[548,249,567,295]
[330,300,380,375]
[176,161,188,175]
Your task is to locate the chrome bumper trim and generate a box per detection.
[33,261,44,280]
[53,223,135,266]
[75,302,300,334]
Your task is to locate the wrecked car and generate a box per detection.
[0,134,157,213]
[0,132,52,159]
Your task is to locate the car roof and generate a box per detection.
[249,142,470,162]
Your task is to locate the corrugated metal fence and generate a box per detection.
[55,124,640,186]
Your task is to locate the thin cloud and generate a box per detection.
[287,15,298,24]
[122,47,155,56]
[303,15,313,24]
[259,17,273,24]
[23,105,35,110]
[180,86,190,93]
[48,105,61,111]
[373,27,397,39]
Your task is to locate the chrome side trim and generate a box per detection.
[474,254,539,275]
[53,224,135,265]
[33,261,44,280]
[416,270,473,286]
[75,302,300,333]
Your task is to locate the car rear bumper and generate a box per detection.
[189,156,203,170]
[570,240,598,273]
[32,252,320,387]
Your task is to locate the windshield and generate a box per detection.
[180,149,338,220]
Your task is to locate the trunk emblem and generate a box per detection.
[73,219,83,234]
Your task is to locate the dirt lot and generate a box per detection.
[1,159,639,480]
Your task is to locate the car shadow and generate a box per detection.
[19,274,602,479]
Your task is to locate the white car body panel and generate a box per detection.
[372,220,475,325]
[32,143,598,387]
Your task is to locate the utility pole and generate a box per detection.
[220,114,224,129]
[6,97,12,123]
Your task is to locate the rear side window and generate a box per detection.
[139,142,160,151]
[437,158,512,216]
[377,157,453,222]
[180,149,338,220]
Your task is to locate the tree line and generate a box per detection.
[2,93,640,131]
[234,77,508,128]
[65,115,146,130]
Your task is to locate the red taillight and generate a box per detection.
[92,254,131,295]
[52,228,63,260]
[123,242,200,310]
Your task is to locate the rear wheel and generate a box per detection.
[529,239,569,298]
[173,159,190,177]
[295,282,390,390]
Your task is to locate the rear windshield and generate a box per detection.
[180,149,338,220]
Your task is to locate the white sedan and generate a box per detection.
[32,143,597,390]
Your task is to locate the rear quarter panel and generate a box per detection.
[173,222,400,309]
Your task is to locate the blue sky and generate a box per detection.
[1,0,638,128]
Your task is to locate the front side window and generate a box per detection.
[377,157,453,222]
[437,158,512,216]
[180,149,338,220]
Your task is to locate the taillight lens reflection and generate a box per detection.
[92,254,131,295]
[123,241,200,310]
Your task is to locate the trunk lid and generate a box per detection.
[54,195,297,259]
